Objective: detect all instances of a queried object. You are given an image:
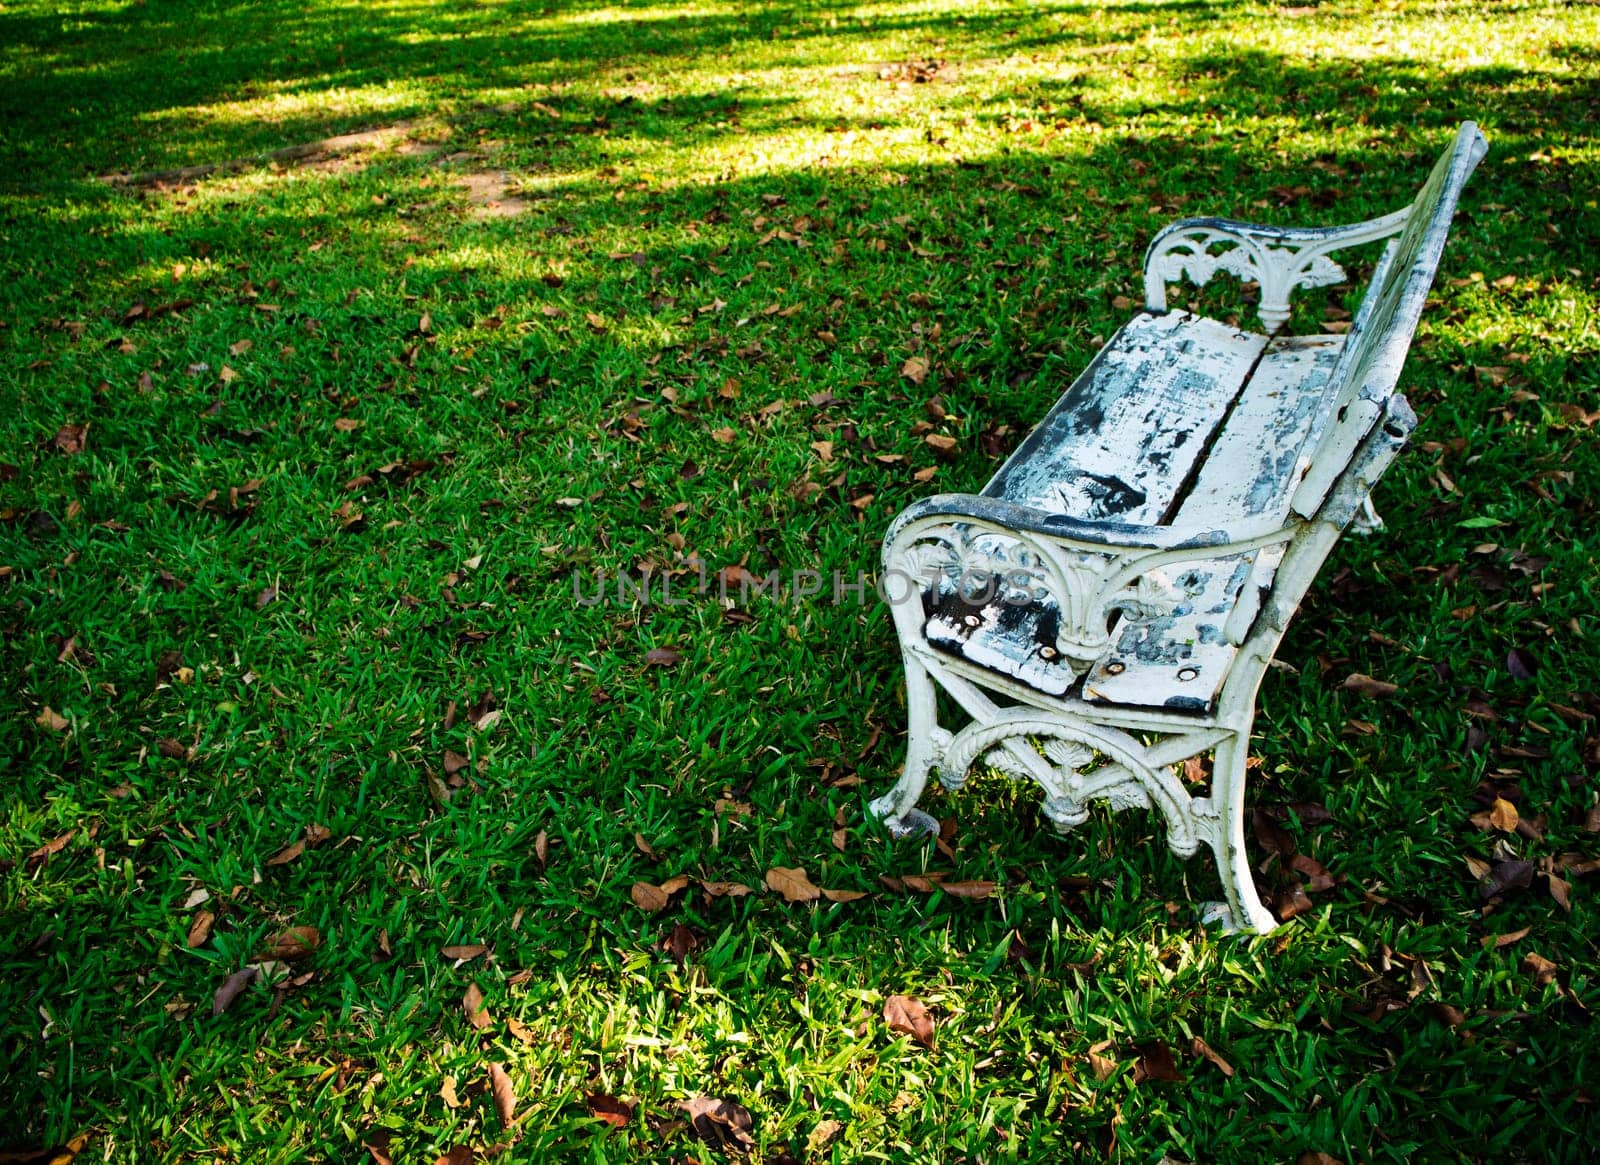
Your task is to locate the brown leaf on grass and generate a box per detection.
[1133,1040,1182,1084]
[533,829,549,868]
[933,880,996,899]
[463,982,492,1030]
[488,1062,516,1127]
[633,832,659,860]
[900,354,930,385]
[439,1075,464,1109]
[700,880,755,898]
[682,1097,755,1154]
[443,750,470,776]
[1481,925,1532,950]
[1190,1036,1234,1077]
[506,1016,534,1045]
[1251,809,1296,856]
[1087,1040,1119,1082]
[630,882,670,912]
[1430,1002,1468,1028]
[883,994,934,1048]
[924,432,958,459]
[661,922,699,965]
[1489,797,1519,832]
[256,584,279,609]
[25,831,73,868]
[807,1118,846,1153]
[266,839,305,867]
[442,943,488,961]
[820,887,869,903]
[1479,859,1535,900]
[1506,647,1539,680]
[362,1129,395,1165]
[1341,672,1398,698]
[261,925,320,960]
[187,911,216,949]
[35,706,69,732]
[1273,885,1315,920]
[1544,869,1572,913]
[765,866,822,903]
[305,823,332,846]
[1297,1155,1344,1165]
[52,423,89,455]
[586,1093,635,1128]
[1522,952,1560,987]
[435,1149,473,1165]
[212,966,259,1015]
[644,646,681,668]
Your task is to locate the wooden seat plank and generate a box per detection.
[984,312,1266,526]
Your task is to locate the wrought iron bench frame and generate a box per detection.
[871,123,1487,933]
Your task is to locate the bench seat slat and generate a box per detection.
[984,312,1266,526]
[930,323,1348,713]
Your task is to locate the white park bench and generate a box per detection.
[872,123,1487,932]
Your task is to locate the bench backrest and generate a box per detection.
[1291,122,1488,519]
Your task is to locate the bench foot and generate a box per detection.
[1348,496,1385,535]
[870,803,941,839]
[1204,734,1280,934]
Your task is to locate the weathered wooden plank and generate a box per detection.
[1174,334,1345,526]
[985,313,1266,526]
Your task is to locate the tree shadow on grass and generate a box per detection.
[1,27,1598,1162]
[0,0,1261,187]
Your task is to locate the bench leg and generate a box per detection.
[868,656,943,838]
[1200,732,1279,934]
[1348,495,1384,535]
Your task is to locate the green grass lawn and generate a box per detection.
[3,0,1599,1160]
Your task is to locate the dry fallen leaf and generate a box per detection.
[35,706,69,732]
[586,1093,635,1128]
[883,993,934,1048]
[1482,925,1532,950]
[261,926,321,961]
[682,1096,755,1154]
[1191,1036,1234,1077]
[1087,1040,1118,1082]
[463,982,493,1030]
[266,839,305,867]
[630,882,671,912]
[1341,672,1398,698]
[644,646,682,668]
[1133,1040,1182,1084]
[488,1062,516,1127]
[442,943,488,961]
[506,1016,535,1045]
[187,910,216,949]
[900,354,930,385]
[765,866,822,903]
[52,423,89,455]
[212,966,259,1015]
[1522,951,1560,987]
[808,1118,846,1153]
[439,1075,464,1109]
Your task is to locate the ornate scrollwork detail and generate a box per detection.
[1146,228,1349,334]
[887,521,1189,681]
[938,711,1203,857]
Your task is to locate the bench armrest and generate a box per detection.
[885,493,1286,555]
[882,494,1296,677]
[1143,207,1411,333]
